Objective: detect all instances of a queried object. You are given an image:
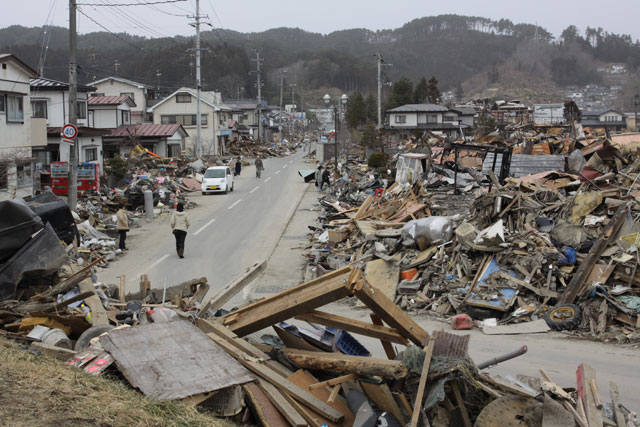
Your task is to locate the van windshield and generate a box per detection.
[204,169,225,178]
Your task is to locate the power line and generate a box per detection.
[97,0,171,39]
[76,8,143,50]
[77,0,187,6]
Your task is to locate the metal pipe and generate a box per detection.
[476,345,528,369]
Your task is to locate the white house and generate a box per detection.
[385,104,472,138]
[582,109,627,131]
[103,123,188,158]
[30,77,107,176]
[88,76,158,124]
[147,88,231,155]
[88,95,134,129]
[0,54,39,200]
[533,104,566,125]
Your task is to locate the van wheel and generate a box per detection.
[202,192,206,195]
[231,183,234,192]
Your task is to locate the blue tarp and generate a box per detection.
[465,256,517,311]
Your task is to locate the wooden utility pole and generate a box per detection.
[68,0,78,210]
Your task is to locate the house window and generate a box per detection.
[395,114,406,124]
[31,100,48,119]
[168,144,181,157]
[176,94,191,103]
[77,101,87,119]
[427,114,438,123]
[161,114,207,126]
[7,95,24,122]
[443,115,456,123]
[219,113,226,126]
[0,94,5,113]
[85,148,98,162]
[120,92,134,101]
[91,92,105,97]
[16,163,31,187]
[122,110,130,124]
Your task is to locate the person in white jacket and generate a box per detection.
[170,202,190,258]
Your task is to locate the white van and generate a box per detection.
[201,166,234,194]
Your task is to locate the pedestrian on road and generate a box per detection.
[255,155,264,178]
[170,202,190,259]
[234,156,242,176]
[116,205,129,250]
[321,167,331,191]
[315,165,323,192]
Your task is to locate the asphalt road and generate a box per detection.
[98,150,312,295]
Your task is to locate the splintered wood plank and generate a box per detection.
[288,370,355,427]
[363,258,400,302]
[610,382,626,427]
[577,363,603,427]
[256,380,306,427]
[360,381,407,425]
[78,279,109,326]
[410,340,434,427]
[370,313,397,359]
[99,321,254,401]
[201,260,266,313]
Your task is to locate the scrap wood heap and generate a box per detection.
[226,138,296,158]
[303,133,640,344]
[2,262,636,427]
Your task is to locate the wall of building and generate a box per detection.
[390,112,418,127]
[90,104,130,129]
[93,80,145,120]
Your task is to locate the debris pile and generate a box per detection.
[226,138,296,158]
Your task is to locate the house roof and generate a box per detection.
[449,107,476,116]
[225,100,259,110]
[107,123,188,138]
[147,87,230,112]
[387,104,449,113]
[583,109,624,116]
[47,126,110,137]
[31,77,96,92]
[89,95,136,107]
[0,54,38,78]
[90,76,152,90]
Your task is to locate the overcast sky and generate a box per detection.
[2,0,640,41]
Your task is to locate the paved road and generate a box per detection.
[99,150,312,296]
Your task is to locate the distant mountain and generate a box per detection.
[1,15,638,106]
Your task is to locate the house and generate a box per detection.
[102,124,188,158]
[385,104,473,138]
[0,54,39,200]
[490,100,530,124]
[30,77,108,179]
[147,88,231,155]
[582,109,627,131]
[533,104,566,125]
[88,76,160,123]
[88,96,135,129]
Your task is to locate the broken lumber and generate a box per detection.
[257,379,307,427]
[410,340,434,427]
[78,279,109,326]
[200,260,266,314]
[41,257,104,298]
[280,348,407,379]
[309,373,358,390]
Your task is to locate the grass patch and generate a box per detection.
[0,339,235,427]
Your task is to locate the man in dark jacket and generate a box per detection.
[315,166,323,192]
[234,157,242,176]
[321,167,331,190]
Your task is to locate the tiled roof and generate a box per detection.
[31,77,95,92]
[108,124,187,137]
[88,95,135,106]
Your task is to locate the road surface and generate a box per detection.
[98,150,311,298]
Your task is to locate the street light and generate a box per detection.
[323,93,348,172]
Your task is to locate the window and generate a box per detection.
[77,101,87,119]
[120,92,134,101]
[443,115,456,123]
[91,92,105,97]
[7,95,24,122]
[122,110,130,124]
[219,113,226,125]
[204,168,225,178]
[31,100,47,118]
[0,94,5,113]
[16,163,31,187]
[160,114,207,126]
[176,94,191,103]
[395,114,406,124]
[427,114,438,124]
[85,148,98,162]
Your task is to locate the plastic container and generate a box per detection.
[41,328,72,349]
[400,268,418,281]
[451,314,473,330]
[327,327,370,357]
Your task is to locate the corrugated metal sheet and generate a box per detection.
[88,95,130,105]
[108,124,184,137]
[483,153,565,178]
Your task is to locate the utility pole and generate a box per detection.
[290,83,297,108]
[376,53,382,129]
[252,50,263,142]
[279,69,286,140]
[114,59,119,75]
[195,0,202,157]
[68,0,78,210]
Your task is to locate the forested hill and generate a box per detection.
[1,15,639,105]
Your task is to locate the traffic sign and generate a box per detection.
[62,123,78,140]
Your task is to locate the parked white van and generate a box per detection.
[201,166,234,194]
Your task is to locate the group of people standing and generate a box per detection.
[315,165,331,192]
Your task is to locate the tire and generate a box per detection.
[74,325,115,351]
[544,304,582,331]
[202,191,206,195]
[231,183,234,192]
[223,187,228,194]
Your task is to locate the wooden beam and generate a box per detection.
[354,278,429,345]
[309,374,358,390]
[610,382,626,427]
[223,266,358,336]
[257,379,307,427]
[243,382,290,427]
[497,271,559,298]
[205,333,344,423]
[119,275,126,303]
[78,279,109,326]
[327,385,340,403]
[200,260,266,314]
[360,381,407,425]
[577,363,603,427]
[41,257,104,298]
[410,340,434,427]
[282,348,407,379]
[370,313,397,359]
[451,381,472,427]
[561,203,629,304]
[294,310,408,345]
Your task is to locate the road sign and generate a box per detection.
[62,123,78,140]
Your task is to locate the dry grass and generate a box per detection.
[0,339,235,427]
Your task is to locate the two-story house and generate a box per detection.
[89,76,159,123]
[0,54,39,200]
[88,95,134,129]
[30,77,107,176]
[385,104,473,139]
[582,109,627,131]
[147,88,231,155]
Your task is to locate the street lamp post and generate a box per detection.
[323,93,348,172]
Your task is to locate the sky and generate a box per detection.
[2,0,640,41]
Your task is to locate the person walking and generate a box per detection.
[255,155,264,178]
[234,156,242,176]
[321,167,331,191]
[116,205,129,250]
[315,165,323,192]
[170,202,190,259]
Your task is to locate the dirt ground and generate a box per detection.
[0,340,233,427]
